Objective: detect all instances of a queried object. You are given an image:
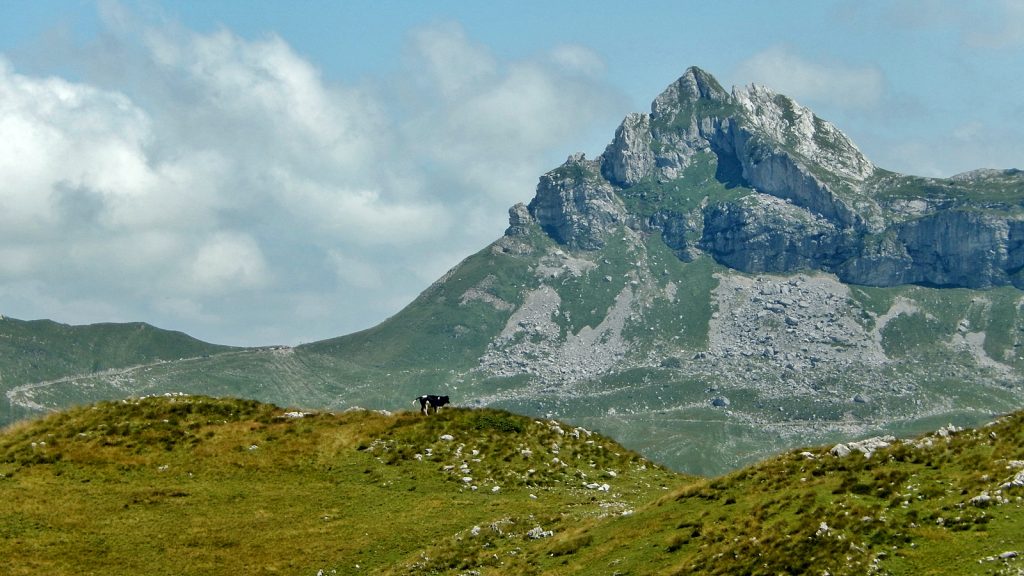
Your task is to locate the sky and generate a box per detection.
[0,0,1022,347]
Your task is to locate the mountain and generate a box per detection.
[3,66,1023,475]
[3,397,1024,575]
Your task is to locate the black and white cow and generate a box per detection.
[413,394,450,415]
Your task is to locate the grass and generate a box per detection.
[616,151,753,218]
[302,235,544,371]
[0,318,237,426]
[0,397,677,575]
[0,318,233,391]
[867,170,1024,212]
[4,396,1024,575]
[402,409,1024,575]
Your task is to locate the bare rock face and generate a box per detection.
[509,65,1024,291]
[701,195,844,273]
[527,154,626,251]
[892,211,1019,289]
[601,113,654,187]
[505,203,534,237]
[731,84,875,183]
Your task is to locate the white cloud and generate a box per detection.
[187,232,270,294]
[405,22,498,102]
[735,46,885,110]
[873,0,1024,50]
[0,15,625,346]
[400,28,624,208]
[549,45,607,77]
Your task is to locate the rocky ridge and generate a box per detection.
[510,67,1024,290]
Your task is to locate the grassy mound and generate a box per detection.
[0,396,676,575]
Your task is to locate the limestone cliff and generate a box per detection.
[519,66,1024,290]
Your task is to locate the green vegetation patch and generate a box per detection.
[302,239,542,370]
[551,233,633,335]
[869,169,1024,211]
[616,151,753,217]
[0,397,677,576]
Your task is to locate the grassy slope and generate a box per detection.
[407,412,1024,575]
[0,397,677,576]
[0,317,235,386]
[302,240,541,372]
[0,318,237,424]
[4,398,1024,575]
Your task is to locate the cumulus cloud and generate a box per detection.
[0,12,625,345]
[735,45,885,111]
[187,232,270,294]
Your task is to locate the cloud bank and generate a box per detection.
[0,14,625,345]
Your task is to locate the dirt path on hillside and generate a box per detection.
[3,350,260,412]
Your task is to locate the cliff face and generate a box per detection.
[517,66,1024,290]
[525,153,626,251]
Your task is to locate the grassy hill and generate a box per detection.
[0,318,234,384]
[0,317,236,421]
[3,397,1023,575]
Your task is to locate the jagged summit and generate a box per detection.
[651,66,730,117]
[514,66,1024,290]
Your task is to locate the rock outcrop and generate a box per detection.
[527,153,626,251]
[512,66,1024,291]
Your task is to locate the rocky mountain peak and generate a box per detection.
[651,66,730,121]
[520,65,1024,291]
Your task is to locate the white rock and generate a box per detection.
[969,492,993,507]
[439,434,455,442]
[526,526,553,539]
[830,443,851,458]
[1000,470,1024,490]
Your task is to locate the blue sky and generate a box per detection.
[0,0,1022,346]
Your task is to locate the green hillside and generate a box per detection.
[0,397,677,575]
[3,397,1023,575]
[0,317,234,385]
[0,317,236,421]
